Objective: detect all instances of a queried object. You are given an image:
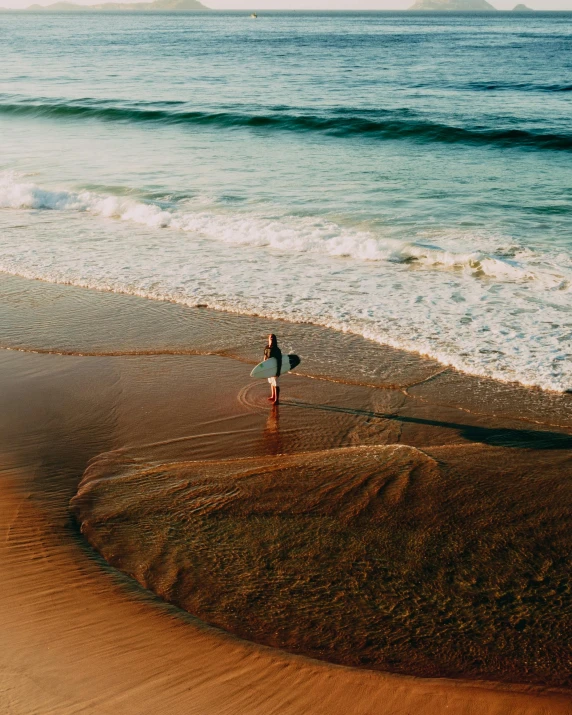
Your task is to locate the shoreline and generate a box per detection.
[1,273,570,427]
[1,266,569,396]
[0,274,570,713]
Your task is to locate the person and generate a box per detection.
[263,333,282,405]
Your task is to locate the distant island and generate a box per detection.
[512,3,534,10]
[409,0,496,9]
[25,0,208,11]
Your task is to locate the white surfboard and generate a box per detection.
[250,354,301,379]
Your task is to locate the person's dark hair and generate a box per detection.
[268,333,278,348]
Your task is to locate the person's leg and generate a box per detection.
[268,377,276,401]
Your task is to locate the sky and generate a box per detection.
[2,0,572,10]
[205,0,571,6]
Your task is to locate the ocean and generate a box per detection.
[0,11,571,391]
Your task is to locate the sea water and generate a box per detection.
[0,11,570,391]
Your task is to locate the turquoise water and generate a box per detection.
[0,12,571,390]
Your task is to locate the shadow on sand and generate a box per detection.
[283,400,572,450]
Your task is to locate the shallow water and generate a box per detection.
[1,274,570,426]
[1,12,571,390]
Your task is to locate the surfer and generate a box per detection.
[264,334,282,405]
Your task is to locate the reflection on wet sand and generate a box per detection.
[262,406,284,455]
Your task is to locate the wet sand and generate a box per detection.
[0,275,571,713]
[73,443,572,687]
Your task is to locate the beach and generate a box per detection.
[1,9,572,712]
[0,274,570,713]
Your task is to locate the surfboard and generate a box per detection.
[250,354,301,379]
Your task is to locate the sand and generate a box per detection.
[72,444,572,687]
[0,275,571,714]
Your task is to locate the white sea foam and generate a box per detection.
[0,172,570,392]
[1,174,567,286]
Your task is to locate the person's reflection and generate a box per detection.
[262,405,283,455]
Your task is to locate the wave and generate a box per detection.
[1,95,571,152]
[465,81,572,93]
[2,173,568,288]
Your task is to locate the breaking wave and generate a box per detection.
[1,174,568,287]
[1,95,572,151]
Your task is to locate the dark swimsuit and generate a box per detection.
[264,345,282,376]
